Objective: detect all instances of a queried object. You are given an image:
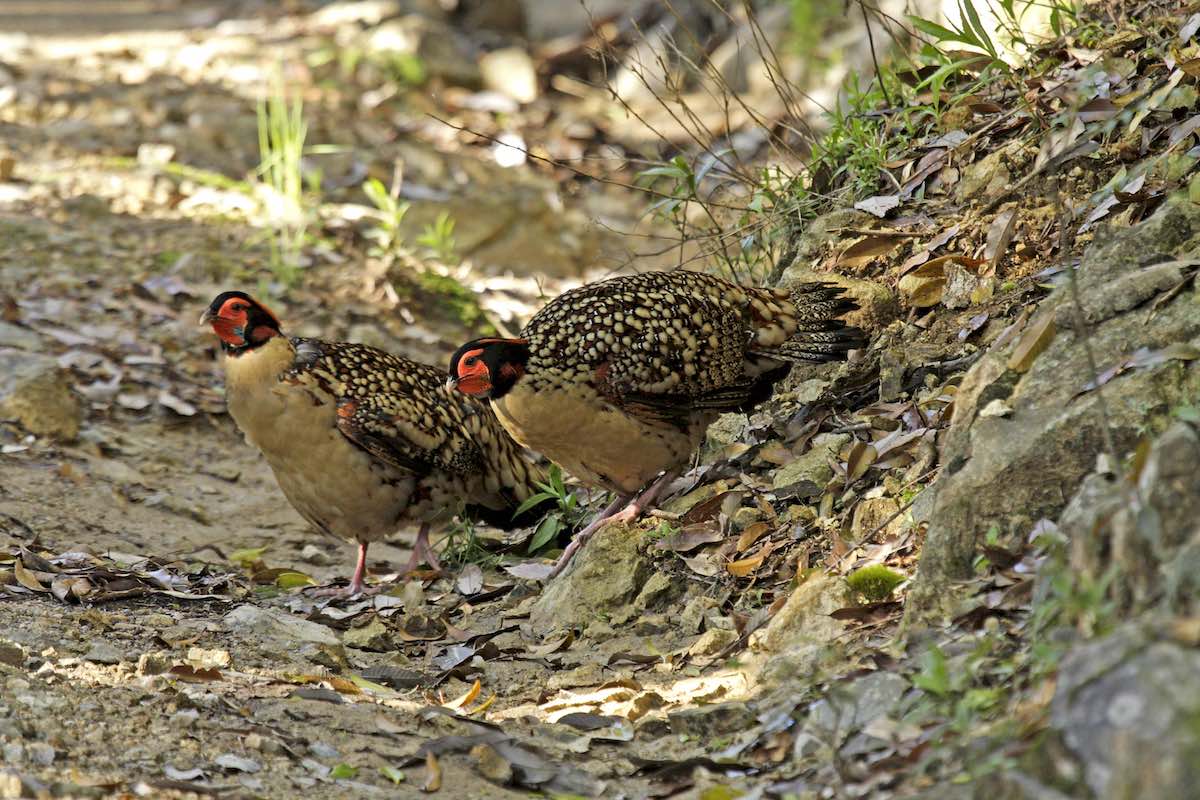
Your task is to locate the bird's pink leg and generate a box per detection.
[309,541,370,598]
[547,470,678,579]
[403,523,441,574]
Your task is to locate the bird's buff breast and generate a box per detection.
[492,381,697,495]
[223,341,412,542]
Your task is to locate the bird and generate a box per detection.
[202,290,544,596]
[447,270,864,578]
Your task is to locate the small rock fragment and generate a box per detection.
[83,641,122,665]
[470,743,513,785]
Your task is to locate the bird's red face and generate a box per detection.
[453,347,492,396]
[202,291,282,352]
[447,338,530,400]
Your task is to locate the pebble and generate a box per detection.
[309,741,339,759]
[26,743,54,766]
[83,642,122,665]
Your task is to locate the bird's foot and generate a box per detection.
[402,524,443,576]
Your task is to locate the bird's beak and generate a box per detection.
[199,307,217,326]
[445,376,459,392]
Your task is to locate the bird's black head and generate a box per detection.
[446,337,530,400]
[201,291,283,354]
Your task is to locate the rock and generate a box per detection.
[462,0,526,35]
[848,497,902,543]
[361,16,481,87]
[703,413,748,455]
[0,322,41,351]
[82,641,122,665]
[749,572,851,686]
[955,144,1016,202]
[136,653,172,676]
[687,628,738,657]
[520,0,629,40]
[906,197,1200,626]
[0,639,26,668]
[668,702,756,739]
[529,524,651,634]
[479,47,538,104]
[24,743,54,767]
[222,605,340,647]
[771,433,850,492]
[470,743,514,785]
[0,350,83,440]
[342,616,391,651]
[1051,626,1200,798]
[806,671,909,735]
[1061,422,1200,611]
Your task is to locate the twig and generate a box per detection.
[859,0,893,108]
[1056,181,1123,480]
[425,112,754,213]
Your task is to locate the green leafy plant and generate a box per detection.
[362,175,411,257]
[440,518,498,569]
[513,465,585,555]
[416,211,458,262]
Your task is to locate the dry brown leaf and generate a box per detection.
[727,541,776,578]
[13,559,48,592]
[736,522,770,553]
[837,234,905,268]
[846,441,878,482]
[443,678,482,710]
[422,751,442,793]
[1007,313,1056,373]
[528,631,574,656]
[985,208,1018,274]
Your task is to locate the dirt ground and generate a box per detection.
[0,4,796,798]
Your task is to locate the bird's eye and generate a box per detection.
[233,303,247,312]
[464,356,479,368]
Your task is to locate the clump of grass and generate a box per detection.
[440,518,499,569]
[255,80,309,286]
[846,564,906,601]
[417,211,457,263]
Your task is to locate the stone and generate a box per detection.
[0,639,26,668]
[342,616,391,651]
[479,47,538,104]
[1061,422,1200,611]
[25,743,54,767]
[520,0,629,40]
[703,413,748,455]
[848,497,902,543]
[771,433,849,492]
[955,144,1016,202]
[136,653,172,676]
[749,572,851,686]
[0,322,42,351]
[806,671,908,734]
[0,350,83,440]
[1052,626,1200,798]
[687,628,738,657]
[470,743,514,785]
[361,16,481,88]
[529,524,651,634]
[82,641,122,665]
[906,197,1200,626]
[222,605,339,647]
[668,702,756,739]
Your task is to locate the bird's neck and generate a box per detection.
[223,335,295,393]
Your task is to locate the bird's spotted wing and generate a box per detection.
[522,271,756,421]
[286,339,485,477]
